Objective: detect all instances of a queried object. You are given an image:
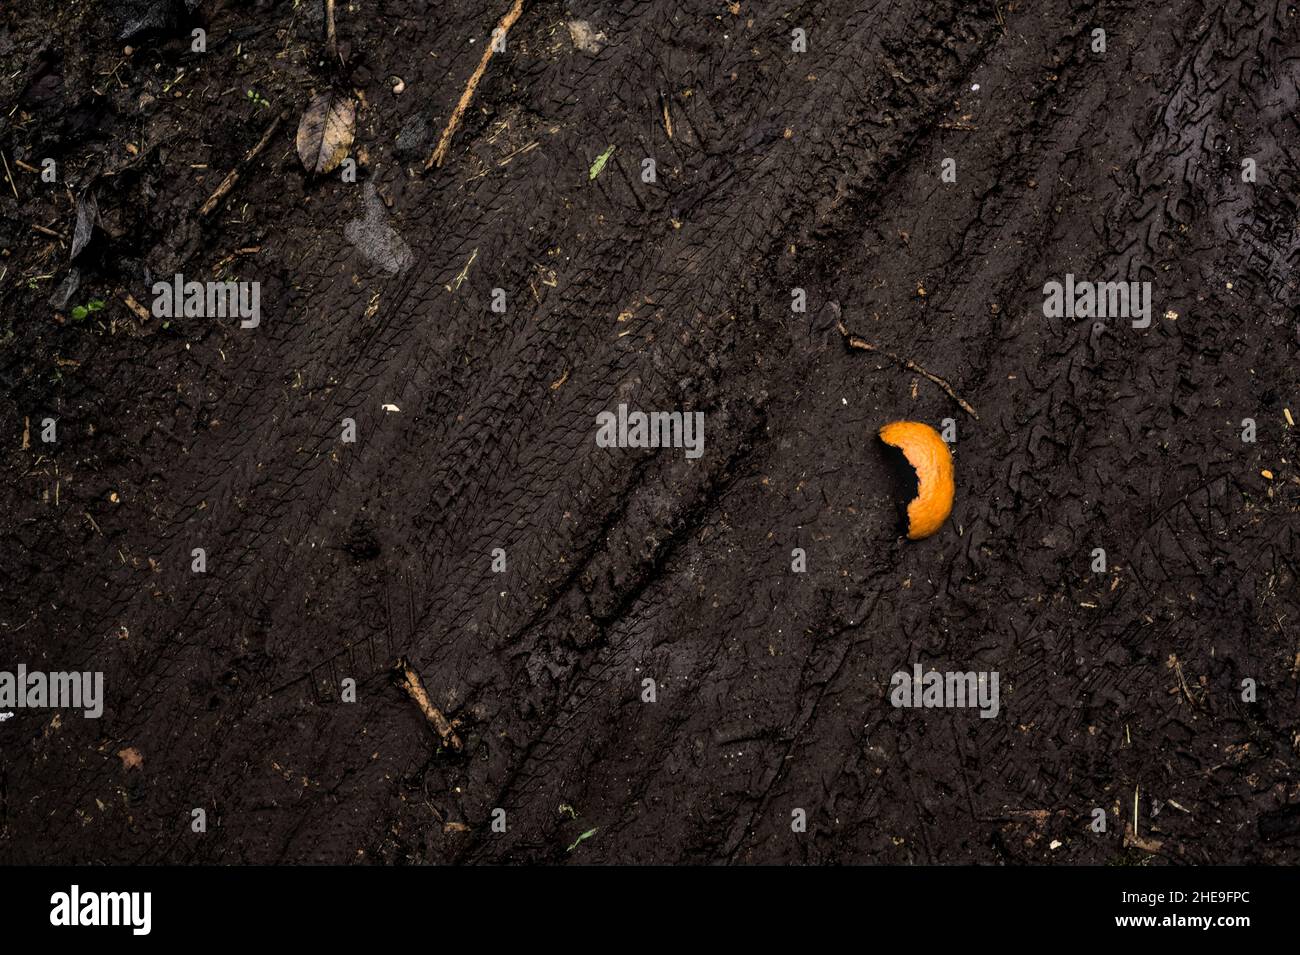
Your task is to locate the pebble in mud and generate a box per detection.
[394,114,430,162]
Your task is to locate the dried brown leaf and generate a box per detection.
[296,92,356,175]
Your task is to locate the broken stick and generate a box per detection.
[325,0,339,64]
[836,313,979,420]
[199,112,285,217]
[426,0,526,169]
[121,292,151,322]
[394,658,463,751]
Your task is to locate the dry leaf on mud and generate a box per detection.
[71,189,98,261]
[295,92,356,174]
[118,747,144,770]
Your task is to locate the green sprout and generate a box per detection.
[566,827,598,852]
[70,299,106,322]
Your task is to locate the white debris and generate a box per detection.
[382,403,401,413]
[567,20,607,53]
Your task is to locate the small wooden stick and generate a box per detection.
[199,112,284,217]
[1,151,19,199]
[121,292,151,321]
[426,0,526,169]
[325,0,338,63]
[395,659,463,751]
[836,315,979,420]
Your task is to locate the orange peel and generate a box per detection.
[878,421,954,540]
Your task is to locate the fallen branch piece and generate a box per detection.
[200,112,285,217]
[836,313,979,420]
[325,0,339,63]
[395,658,463,751]
[426,0,526,169]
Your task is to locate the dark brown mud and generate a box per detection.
[1,0,1298,864]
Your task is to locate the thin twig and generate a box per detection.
[1,151,18,199]
[394,659,463,752]
[213,245,262,275]
[836,314,979,419]
[1168,654,1201,709]
[496,140,538,166]
[325,0,339,63]
[199,112,285,217]
[426,0,526,169]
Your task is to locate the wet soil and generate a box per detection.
[1,0,1299,864]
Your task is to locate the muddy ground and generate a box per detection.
[1,0,1298,864]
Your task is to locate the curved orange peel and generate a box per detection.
[879,421,954,540]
